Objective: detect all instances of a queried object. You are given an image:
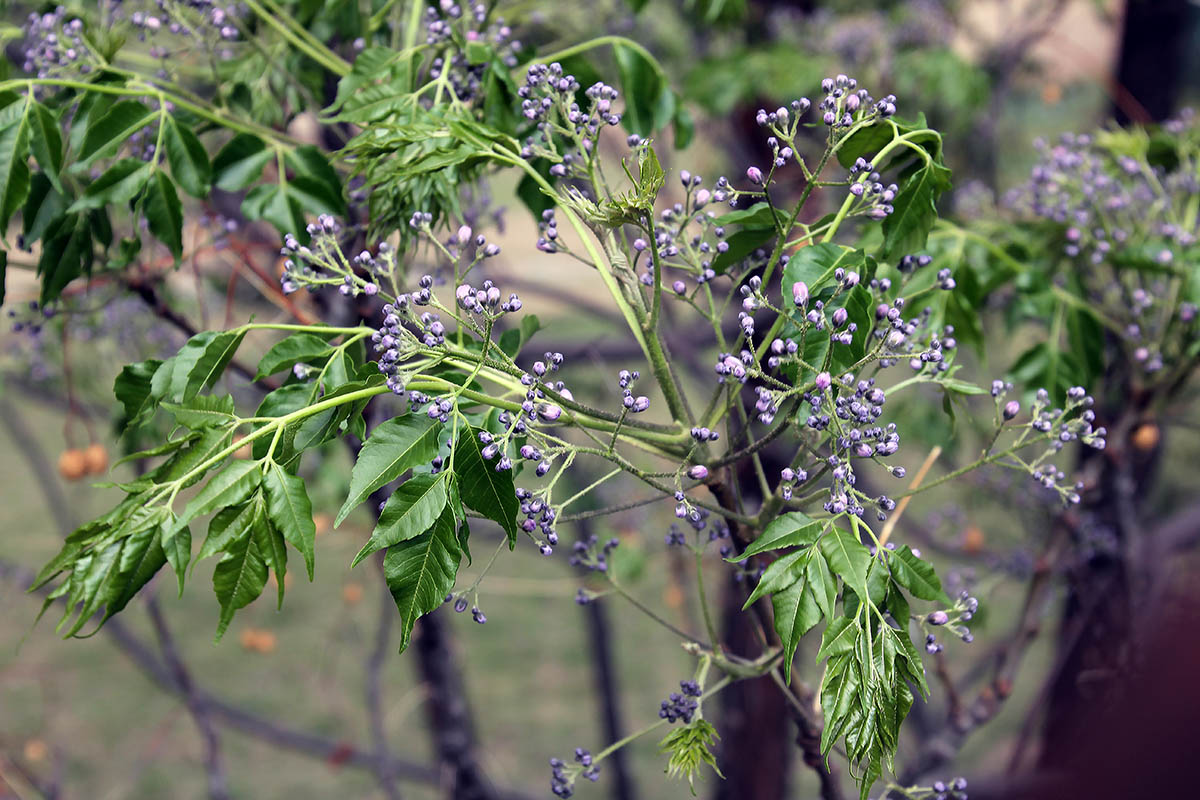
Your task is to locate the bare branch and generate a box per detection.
[145,594,232,800]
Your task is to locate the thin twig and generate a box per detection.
[367,554,403,800]
[877,445,941,548]
[146,593,232,800]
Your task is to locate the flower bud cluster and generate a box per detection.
[20,9,89,77]
[549,748,599,798]
[455,279,521,316]
[516,487,558,554]
[424,3,521,104]
[570,534,619,572]
[1012,119,1200,375]
[658,679,702,724]
[924,591,979,652]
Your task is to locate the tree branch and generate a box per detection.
[145,593,232,800]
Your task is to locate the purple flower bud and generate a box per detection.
[792,281,809,307]
[746,166,764,185]
[927,611,950,626]
[673,280,686,295]
[832,308,848,328]
[1003,400,1020,420]
[632,238,647,252]
[815,372,832,391]
[457,225,472,244]
[688,465,709,481]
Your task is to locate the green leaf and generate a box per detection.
[819,654,861,753]
[285,145,345,213]
[254,514,288,608]
[831,285,874,370]
[816,616,857,662]
[144,170,183,259]
[773,578,823,681]
[384,504,463,652]
[58,539,125,636]
[336,414,441,527]
[68,158,152,211]
[780,243,860,302]
[114,358,163,429]
[162,116,211,197]
[241,182,306,237]
[160,516,192,594]
[163,394,237,429]
[882,161,952,259]
[22,172,66,245]
[169,329,247,402]
[453,427,519,546]
[887,545,949,603]
[262,461,316,580]
[255,332,335,380]
[102,522,167,621]
[807,548,837,620]
[0,111,31,233]
[351,472,450,567]
[712,202,787,229]
[659,719,723,793]
[736,512,820,559]
[77,100,155,165]
[498,314,542,359]
[743,548,807,608]
[820,526,872,599]
[197,500,257,562]
[176,460,262,532]
[38,213,92,305]
[614,43,674,137]
[28,101,64,192]
[212,513,269,641]
[212,133,271,191]
[151,426,233,488]
[292,374,383,452]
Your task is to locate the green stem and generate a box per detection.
[243,0,351,76]
[695,548,719,648]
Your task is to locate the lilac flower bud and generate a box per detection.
[746,166,764,185]
[539,404,562,422]
[694,189,711,208]
[631,396,650,413]
[780,468,795,482]
[673,280,686,295]
[1003,400,1020,420]
[792,281,809,307]
[832,308,848,327]
[688,465,709,480]
[927,611,950,626]
[457,225,472,244]
[632,238,647,252]
[815,372,832,391]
